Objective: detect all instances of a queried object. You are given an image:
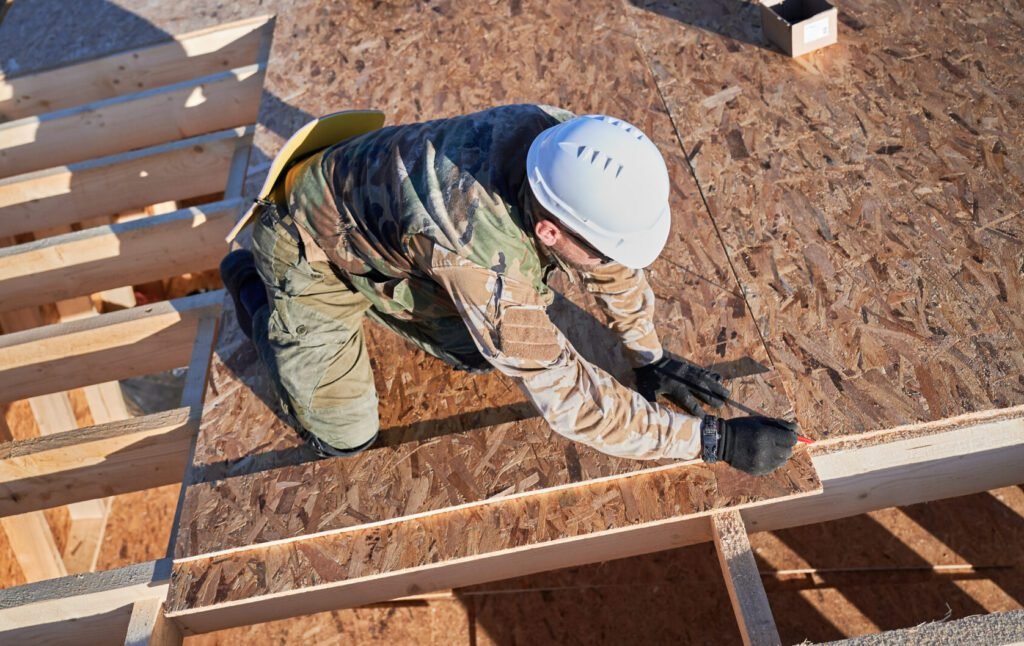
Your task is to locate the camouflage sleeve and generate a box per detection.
[430,248,701,461]
[581,262,663,368]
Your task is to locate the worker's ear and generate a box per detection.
[534,218,561,247]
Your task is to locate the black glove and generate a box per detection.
[635,352,730,418]
[701,415,798,476]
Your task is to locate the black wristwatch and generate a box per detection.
[701,415,721,463]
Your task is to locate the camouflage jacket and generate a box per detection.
[287,104,701,460]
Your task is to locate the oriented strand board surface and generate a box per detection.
[184,601,472,646]
[174,0,791,559]
[629,0,1024,436]
[166,449,819,614]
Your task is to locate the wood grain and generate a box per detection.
[0,127,251,239]
[713,510,780,646]
[629,0,1024,436]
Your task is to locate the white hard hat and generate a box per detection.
[526,114,671,269]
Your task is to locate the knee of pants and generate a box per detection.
[291,388,381,451]
[255,306,380,450]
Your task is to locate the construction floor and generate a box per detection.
[1,0,1023,643]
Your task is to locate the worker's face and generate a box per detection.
[533,218,607,269]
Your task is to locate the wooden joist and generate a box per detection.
[0,199,240,311]
[0,406,64,583]
[0,307,130,578]
[163,406,1024,634]
[124,597,183,646]
[0,291,222,404]
[0,127,253,238]
[0,408,197,516]
[0,15,273,121]
[0,64,264,177]
[0,559,172,644]
[0,512,66,581]
[712,511,780,646]
[0,298,219,517]
[742,406,1024,533]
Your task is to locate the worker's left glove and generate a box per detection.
[634,352,730,418]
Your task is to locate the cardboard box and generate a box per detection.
[760,0,838,57]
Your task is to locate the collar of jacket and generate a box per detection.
[519,181,578,286]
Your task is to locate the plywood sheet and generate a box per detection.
[174,0,794,559]
[629,0,1024,437]
[166,448,819,615]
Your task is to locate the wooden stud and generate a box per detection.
[0,512,66,582]
[712,510,780,646]
[0,200,241,311]
[0,559,171,643]
[0,15,274,121]
[0,291,222,404]
[124,597,183,646]
[165,313,223,559]
[0,64,265,178]
[222,135,253,201]
[65,380,132,575]
[0,127,253,239]
[0,413,65,581]
[0,408,196,515]
[178,316,221,417]
[61,504,111,576]
[0,299,121,577]
[743,406,1024,533]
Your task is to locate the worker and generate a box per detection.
[220,104,798,475]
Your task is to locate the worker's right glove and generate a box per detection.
[700,415,798,476]
[634,352,731,418]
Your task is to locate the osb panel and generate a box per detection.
[629,0,1024,437]
[175,0,792,558]
[167,448,819,612]
[185,600,471,646]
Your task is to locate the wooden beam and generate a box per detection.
[0,409,1018,636]
[0,200,240,311]
[0,512,66,581]
[0,291,222,404]
[163,406,1024,634]
[712,511,780,646]
[0,418,64,581]
[222,135,253,201]
[0,408,196,516]
[124,597,183,646]
[0,303,121,578]
[64,380,133,575]
[742,406,1024,533]
[0,559,171,643]
[62,502,111,576]
[0,127,253,238]
[0,15,274,121]
[0,64,264,178]
[165,314,222,559]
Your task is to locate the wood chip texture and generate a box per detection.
[167,449,819,613]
